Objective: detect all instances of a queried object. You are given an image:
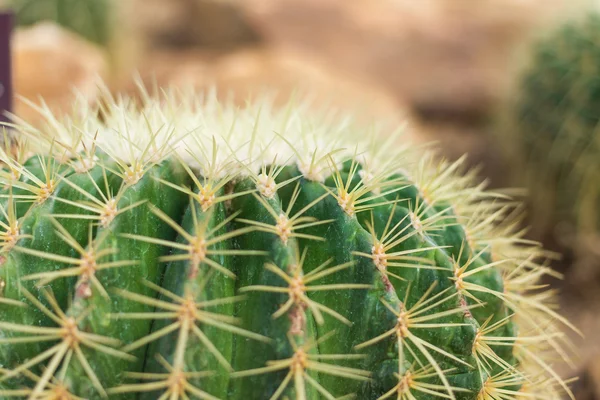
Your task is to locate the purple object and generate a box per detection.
[0,12,13,125]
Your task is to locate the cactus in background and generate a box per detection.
[0,84,575,399]
[507,13,600,241]
[4,0,114,46]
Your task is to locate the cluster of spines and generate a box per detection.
[0,86,576,400]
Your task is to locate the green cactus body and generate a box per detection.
[0,86,575,399]
[0,160,116,378]
[507,13,600,238]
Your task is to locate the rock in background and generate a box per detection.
[11,22,107,126]
[126,47,412,132]
[124,0,262,51]
[241,0,570,119]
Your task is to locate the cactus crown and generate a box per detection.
[0,83,575,399]
[510,13,600,235]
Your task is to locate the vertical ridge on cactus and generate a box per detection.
[0,82,576,399]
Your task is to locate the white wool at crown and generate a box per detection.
[3,82,492,234]
[8,82,420,184]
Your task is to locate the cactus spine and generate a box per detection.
[0,84,575,399]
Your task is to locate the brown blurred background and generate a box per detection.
[2,0,600,397]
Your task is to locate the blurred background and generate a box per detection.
[1,0,600,397]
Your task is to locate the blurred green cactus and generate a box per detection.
[0,84,576,399]
[506,13,600,242]
[5,0,114,46]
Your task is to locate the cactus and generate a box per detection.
[4,0,114,46]
[505,13,600,240]
[0,84,575,400]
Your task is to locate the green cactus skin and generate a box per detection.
[0,85,576,399]
[507,13,600,239]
